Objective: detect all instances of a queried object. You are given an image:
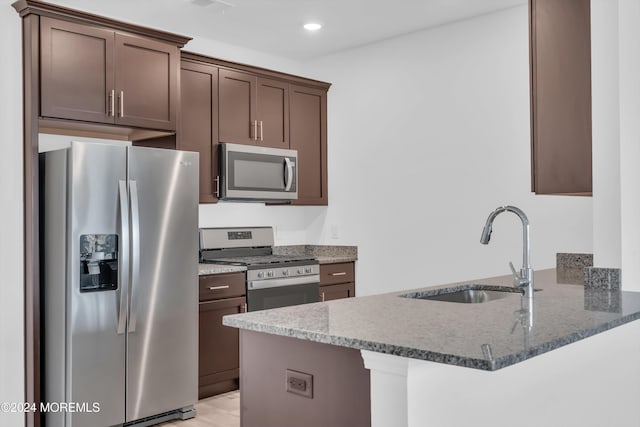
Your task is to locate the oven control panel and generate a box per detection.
[248,264,320,281]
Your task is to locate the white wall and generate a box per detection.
[199,7,594,296]
[0,2,25,427]
[296,5,592,295]
[185,36,304,77]
[618,0,640,289]
[591,0,621,270]
[591,0,640,290]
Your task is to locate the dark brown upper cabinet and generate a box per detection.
[530,0,592,195]
[180,51,330,205]
[290,84,328,205]
[219,69,289,149]
[40,16,180,131]
[179,60,219,203]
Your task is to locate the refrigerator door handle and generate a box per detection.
[128,180,141,333]
[117,180,129,335]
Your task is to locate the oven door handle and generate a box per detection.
[248,275,319,290]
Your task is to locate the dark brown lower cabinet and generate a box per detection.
[319,262,356,301]
[198,273,246,399]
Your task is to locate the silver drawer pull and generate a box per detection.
[208,285,230,290]
[330,272,347,276]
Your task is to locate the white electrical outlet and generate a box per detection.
[286,369,313,398]
[330,224,339,239]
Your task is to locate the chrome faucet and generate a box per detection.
[480,206,534,299]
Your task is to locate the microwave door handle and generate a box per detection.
[284,157,293,191]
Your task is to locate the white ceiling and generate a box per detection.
[44,0,527,60]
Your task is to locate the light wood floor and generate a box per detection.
[159,391,240,427]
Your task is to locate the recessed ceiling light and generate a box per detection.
[303,23,322,31]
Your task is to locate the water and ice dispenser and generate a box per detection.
[79,234,118,292]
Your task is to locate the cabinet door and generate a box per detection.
[219,69,257,144]
[530,0,592,195]
[256,78,289,149]
[40,17,115,124]
[289,85,328,205]
[114,33,178,131]
[320,282,355,302]
[180,61,219,203]
[199,296,246,399]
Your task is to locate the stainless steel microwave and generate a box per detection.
[219,143,298,202]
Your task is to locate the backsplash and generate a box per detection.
[556,253,593,269]
[584,267,622,291]
[556,253,622,290]
[274,245,357,264]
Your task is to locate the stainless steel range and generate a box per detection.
[199,227,319,311]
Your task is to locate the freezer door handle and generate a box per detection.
[128,180,141,333]
[117,180,129,335]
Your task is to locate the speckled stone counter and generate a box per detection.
[273,245,357,264]
[198,263,247,275]
[223,268,640,371]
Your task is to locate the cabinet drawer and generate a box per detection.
[320,282,355,302]
[199,272,245,301]
[320,262,355,285]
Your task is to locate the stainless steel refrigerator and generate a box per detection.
[41,141,199,427]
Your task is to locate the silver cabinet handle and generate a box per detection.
[128,180,140,333]
[284,157,293,191]
[331,272,347,276]
[207,285,229,290]
[253,120,257,141]
[321,292,325,302]
[117,180,129,335]
[259,120,263,141]
[108,89,115,117]
[243,303,248,313]
[119,90,124,118]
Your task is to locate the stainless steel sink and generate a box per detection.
[401,285,523,304]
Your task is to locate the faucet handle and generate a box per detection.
[509,261,520,279]
[509,261,527,287]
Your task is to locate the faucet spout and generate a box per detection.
[480,206,534,299]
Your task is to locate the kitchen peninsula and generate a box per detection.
[224,268,640,427]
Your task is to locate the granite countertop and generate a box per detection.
[223,268,640,371]
[199,263,247,275]
[315,255,357,264]
[273,245,358,264]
